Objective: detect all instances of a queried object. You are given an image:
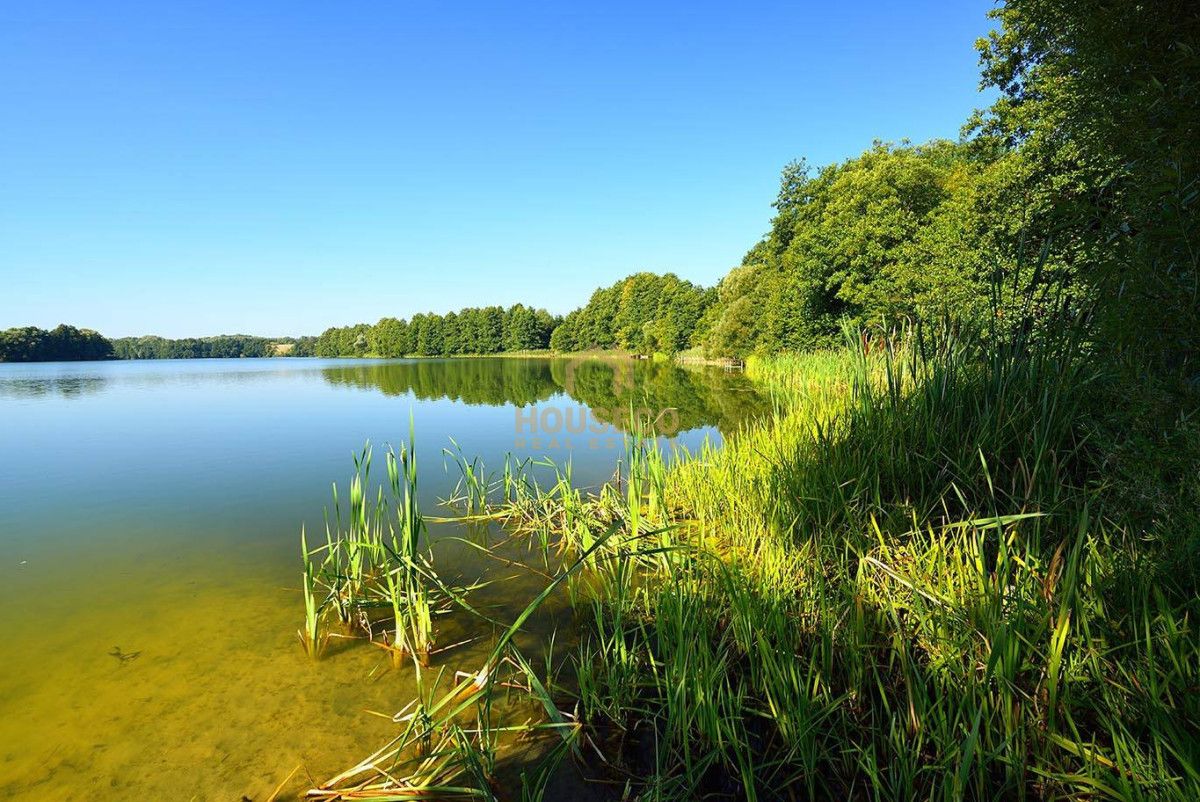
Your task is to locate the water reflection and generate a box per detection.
[322,358,561,406]
[0,356,769,435]
[0,375,110,399]
[0,360,328,399]
[0,354,769,799]
[548,358,769,432]
[321,357,770,432]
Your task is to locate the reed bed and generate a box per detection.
[297,326,1198,800]
[563,328,1199,801]
[295,427,614,799]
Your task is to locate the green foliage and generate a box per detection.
[368,316,410,357]
[289,336,318,356]
[110,333,287,359]
[314,304,557,358]
[698,0,1198,366]
[314,323,372,357]
[9,1,1198,410]
[973,0,1200,369]
[550,272,714,356]
[0,327,309,363]
[702,142,1003,357]
[0,324,114,362]
[476,327,1199,800]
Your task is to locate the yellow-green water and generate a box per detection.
[0,357,764,798]
[0,531,575,798]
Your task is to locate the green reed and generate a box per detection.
[298,425,466,670]
[307,526,616,800]
[435,325,1200,801]
[295,323,1197,800]
[298,526,326,659]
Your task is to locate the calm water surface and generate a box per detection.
[0,356,766,800]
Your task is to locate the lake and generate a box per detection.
[0,356,766,800]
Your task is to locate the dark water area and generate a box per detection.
[0,356,766,799]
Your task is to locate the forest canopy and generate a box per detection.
[312,304,558,358]
[0,325,114,362]
[698,141,1002,356]
[549,272,713,356]
[110,334,294,359]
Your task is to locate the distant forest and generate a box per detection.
[110,334,310,360]
[312,304,557,358]
[0,325,115,362]
[0,327,312,362]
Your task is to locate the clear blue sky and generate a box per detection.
[0,1,997,338]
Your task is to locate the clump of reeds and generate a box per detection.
[297,526,327,659]
[305,527,613,800]
[555,326,1200,801]
[297,426,462,667]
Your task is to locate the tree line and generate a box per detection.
[0,325,114,362]
[110,334,301,359]
[0,327,320,361]
[549,272,712,355]
[558,0,1198,368]
[312,304,557,358]
[698,0,1198,366]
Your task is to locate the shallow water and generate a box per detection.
[0,356,765,799]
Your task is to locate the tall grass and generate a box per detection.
[298,324,1198,800]
[297,429,458,668]
[304,522,618,799]
[492,325,1198,800]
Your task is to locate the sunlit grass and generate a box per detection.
[297,324,1199,800]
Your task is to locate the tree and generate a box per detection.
[479,306,505,353]
[503,304,540,352]
[549,317,575,352]
[702,142,994,356]
[413,314,446,355]
[974,0,1200,368]
[370,318,408,357]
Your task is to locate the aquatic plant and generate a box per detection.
[299,426,469,671]
[549,328,1200,800]
[380,560,437,669]
[306,527,615,800]
[298,526,327,659]
[408,325,1200,801]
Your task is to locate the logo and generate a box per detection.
[513,357,680,450]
